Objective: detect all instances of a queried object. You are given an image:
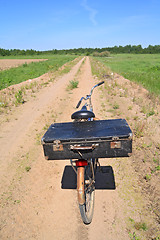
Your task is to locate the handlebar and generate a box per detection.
[76,98,83,108]
[76,81,105,108]
[97,81,104,86]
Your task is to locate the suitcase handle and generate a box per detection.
[70,144,99,151]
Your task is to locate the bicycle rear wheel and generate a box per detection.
[77,161,96,224]
[79,189,95,224]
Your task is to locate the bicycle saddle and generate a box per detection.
[71,106,95,120]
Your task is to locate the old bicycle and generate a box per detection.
[42,81,132,224]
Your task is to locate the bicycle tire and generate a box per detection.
[79,190,95,224]
[78,162,95,224]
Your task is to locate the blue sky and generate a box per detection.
[0,0,160,50]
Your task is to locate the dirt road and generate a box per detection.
[0,57,159,240]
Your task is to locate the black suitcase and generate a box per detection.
[41,119,132,160]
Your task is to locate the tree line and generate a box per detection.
[0,45,160,56]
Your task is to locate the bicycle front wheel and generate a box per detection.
[77,162,95,224]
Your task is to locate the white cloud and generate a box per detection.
[81,0,98,26]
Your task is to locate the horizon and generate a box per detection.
[1,44,159,52]
[1,44,160,52]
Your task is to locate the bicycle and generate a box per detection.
[70,81,104,224]
[42,81,132,224]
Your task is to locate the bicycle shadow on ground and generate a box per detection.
[61,166,116,190]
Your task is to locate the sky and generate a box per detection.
[0,0,160,50]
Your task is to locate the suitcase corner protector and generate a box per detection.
[129,133,133,140]
[41,137,45,145]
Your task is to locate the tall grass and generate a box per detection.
[0,55,76,90]
[95,54,160,96]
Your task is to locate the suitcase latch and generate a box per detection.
[53,140,63,151]
[110,141,121,149]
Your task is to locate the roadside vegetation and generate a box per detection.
[0,56,80,114]
[95,54,160,96]
[0,55,76,90]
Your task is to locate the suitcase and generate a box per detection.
[41,119,132,160]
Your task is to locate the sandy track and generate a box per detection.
[0,57,159,240]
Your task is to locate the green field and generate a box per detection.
[0,55,76,90]
[96,54,160,96]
